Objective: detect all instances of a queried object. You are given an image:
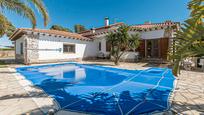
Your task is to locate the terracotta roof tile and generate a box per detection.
[80,22,124,38]
[80,21,180,38]
[131,21,179,29]
[10,21,180,41]
[10,28,92,41]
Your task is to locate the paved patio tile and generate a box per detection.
[0,68,44,115]
[172,70,204,114]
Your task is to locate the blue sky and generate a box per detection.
[0,0,190,47]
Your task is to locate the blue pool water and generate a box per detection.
[16,63,176,114]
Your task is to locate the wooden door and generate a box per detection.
[160,38,169,60]
[137,40,145,58]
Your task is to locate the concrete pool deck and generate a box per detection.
[0,61,204,114]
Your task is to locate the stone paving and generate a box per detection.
[0,61,204,115]
[0,68,44,115]
[171,70,204,115]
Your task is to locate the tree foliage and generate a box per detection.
[0,0,49,37]
[188,0,204,26]
[169,0,204,76]
[50,25,72,32]
[107,25,140,65]
[74,24,87,33]
[0,13,16,37]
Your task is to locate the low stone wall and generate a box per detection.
[0,50,15,58]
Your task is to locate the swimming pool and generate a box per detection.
[16,63,176,115]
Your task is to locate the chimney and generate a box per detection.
[144,21,151,25]
[91,27,95,33]
[105,17,109,26]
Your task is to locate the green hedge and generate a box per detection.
[0,48,14,51]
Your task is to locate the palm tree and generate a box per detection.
[170,22,204,75]
[107,25,140,65]
[188,0,204,26]
[0,0,49,37]
[169,0,204,76]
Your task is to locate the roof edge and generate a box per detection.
[79,22,124,34]
[10,28,92,41]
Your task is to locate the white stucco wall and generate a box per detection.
[95,37,106,52]
[15,28,168,63]
[38,35,98,60]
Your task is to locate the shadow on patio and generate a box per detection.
[172,102,204,114]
